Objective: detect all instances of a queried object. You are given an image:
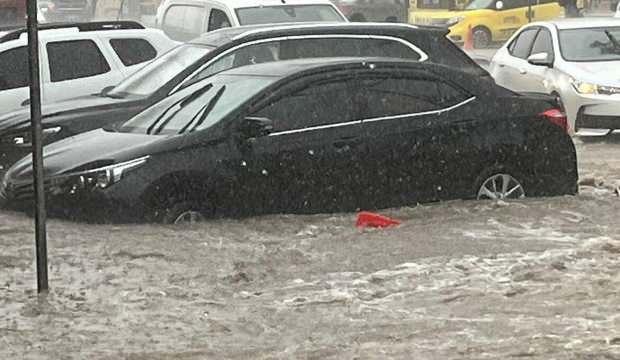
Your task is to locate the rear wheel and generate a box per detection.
[476,173,526,200]
[472,26,492,49]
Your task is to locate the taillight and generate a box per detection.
[540,108,569,133]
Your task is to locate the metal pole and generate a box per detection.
[527,0,533,22]
[26,0,49,293]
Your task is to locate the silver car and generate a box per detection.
[489,18,620,136]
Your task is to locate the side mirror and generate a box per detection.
[496,1,504,10]
[527,52,553,67]
[239,116,273,138]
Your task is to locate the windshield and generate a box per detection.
[559,27,620,62]
[119,74,277,135]
[235,5,345,25]
[107,44,212,98]
[465,0,495,10]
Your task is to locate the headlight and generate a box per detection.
[446,16,465,27]
[2,126,62,147]
[50,156,150,193]
[571,80,620,95]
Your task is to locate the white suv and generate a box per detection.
[0,21,177,115]
[156,0,347,41]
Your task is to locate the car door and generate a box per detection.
[233,74,366,214]
[161,4,207,42]
[522,26,555,93]
[0,45,31,114]
[493,26,539,92]
[532,0,562,20]
[42,38,125,103]
[355,69,475,208]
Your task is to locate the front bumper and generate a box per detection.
[572,94,620,133]
[0,175,146,222]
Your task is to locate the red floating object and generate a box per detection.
[356,211,401,228]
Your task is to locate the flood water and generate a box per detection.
[1,138,620,359]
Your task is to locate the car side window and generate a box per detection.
[279,38,422,60]
[181,37,422,90]
[529,28,554,61]
[0,46,29,91]
[508,28,539,59]
[162,5,205,41]
[252,78,358,132]
[503,0,531,9]
[208,8,231,31]
[47,40,111,82]
[109,38,158,66]
[357,74,469,119]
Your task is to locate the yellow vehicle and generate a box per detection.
[410,0,562,48]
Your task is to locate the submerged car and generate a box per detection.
[489,18,620,135]
[0,58,577,223]
[0,22,487,178]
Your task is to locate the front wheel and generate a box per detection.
[476,173,526,200]
[161,201,205,225]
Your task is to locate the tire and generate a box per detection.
[161,201,205,225]
[474,169,526,200]
[472,26,492,49]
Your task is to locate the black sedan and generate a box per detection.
[0,58,577,223]
[0,22,486,178]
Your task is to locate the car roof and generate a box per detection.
[185,0,336,9]
[535,18,620,30]
[0,21,159,44]
[219,57,435,78]
[190,22,441,46]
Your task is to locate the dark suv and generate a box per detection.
[1,59,576,223]
[0,23,487,178]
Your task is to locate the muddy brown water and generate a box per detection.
[1,138,620,359]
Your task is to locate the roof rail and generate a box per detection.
[0,21,145,43]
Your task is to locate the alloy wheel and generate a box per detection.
[477,174,525,200]
[173,210,204,225]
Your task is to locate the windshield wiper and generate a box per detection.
[180,86,226,134]
[604,30,620,50]
[146,84,213,135]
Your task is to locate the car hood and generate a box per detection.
[7,129,175,183]
[0,94,141,132]
[559,60,620,86]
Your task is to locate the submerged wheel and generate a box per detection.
[472,27,492,49]
[162,201,205,225]
[476,173,525,200]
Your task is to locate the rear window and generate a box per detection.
[0,46,29,91]
[110,38,158,66]
[47,40,111,82]
[235,5,345,25]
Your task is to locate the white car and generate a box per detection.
[489,18,620,136]
[0,21,177,116]
[155,0,348,41]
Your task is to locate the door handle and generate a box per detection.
[519,68,527,75]
[21,99,30,106]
